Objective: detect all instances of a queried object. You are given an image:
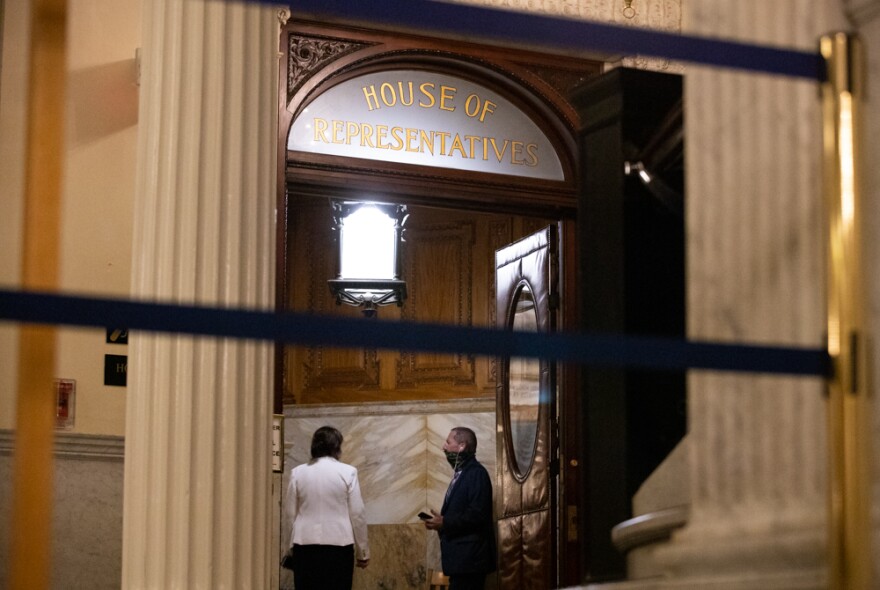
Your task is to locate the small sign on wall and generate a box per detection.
[106,328,128,344]
[104,354,127,387]
[55,378,76,430]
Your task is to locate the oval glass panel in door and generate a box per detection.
[508,283,540,477]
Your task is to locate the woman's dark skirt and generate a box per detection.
[291,543,355,590]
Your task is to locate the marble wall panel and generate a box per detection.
[284,413,426,524]
[283,401,496,581]
[280,524,428,590]
[353,524,428,590]
[0,431,124,590]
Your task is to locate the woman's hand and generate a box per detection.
[356,558,370,569]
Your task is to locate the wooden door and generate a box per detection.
[495,225,557,589]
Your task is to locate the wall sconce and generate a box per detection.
[328,200,408,317]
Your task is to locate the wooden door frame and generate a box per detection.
[557,218,581,586]
[275,17,599,587]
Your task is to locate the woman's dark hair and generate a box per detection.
[310,426,343,459]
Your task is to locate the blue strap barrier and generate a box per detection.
[0,289,829,377]
[277,0,825,81]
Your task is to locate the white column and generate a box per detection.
[652,1,848,586]
[121,1,279,588]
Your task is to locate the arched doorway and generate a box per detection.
[276,17,600,589]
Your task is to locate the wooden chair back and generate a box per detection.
[426,568,450,589]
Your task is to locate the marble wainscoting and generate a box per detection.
[281,399,496,590]
[0,430,124,590]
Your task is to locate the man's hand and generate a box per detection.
[423,509,444,531]
[356,558,370,569]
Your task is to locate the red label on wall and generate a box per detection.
[55,379,76,430]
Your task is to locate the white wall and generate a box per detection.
[0,0,29,430]
[0,0,141,434]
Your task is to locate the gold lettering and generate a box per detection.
[420,130,435,155]
[362,85,380,111]
[376,125,390,149]
[464,135,480,157]
[448,133,467,158]
[437,131,451,154]
[346,121,360,144]
[464,94,481,118]
[525,143,539,166]
[406,128,419,152]
[313,118,330,143]
[380,82,397,107]
[439,85,456,112]
[479,100,497,122]
[511,141,525,165]
[419,82,436,108]
[360,123,376,148]
[310,116,541,172]
[332,120,345,144]
[398,82,414,106]
[389,126,405,151]
[489,138,509,162]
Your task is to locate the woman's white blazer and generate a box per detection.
[285,456,370,560]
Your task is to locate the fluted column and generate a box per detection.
[651,1,848,586]
[121,1,278,588]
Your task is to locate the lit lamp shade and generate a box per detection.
[328,201,408,316]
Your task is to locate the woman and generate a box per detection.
[285,426,370,589]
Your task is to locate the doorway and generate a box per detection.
[276,17,601,589]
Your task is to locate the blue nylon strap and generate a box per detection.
[19,4,826,376]
[0,289,829,377]
[273,0,825,81]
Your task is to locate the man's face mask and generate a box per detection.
[444,449,460,468]
[444,447,473,469]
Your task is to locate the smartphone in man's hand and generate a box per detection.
[418,511,432,520]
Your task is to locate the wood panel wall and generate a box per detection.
[283,200,549,404]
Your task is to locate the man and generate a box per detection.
[424,427,496,590]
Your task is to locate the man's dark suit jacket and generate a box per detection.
[439,455,497,576]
